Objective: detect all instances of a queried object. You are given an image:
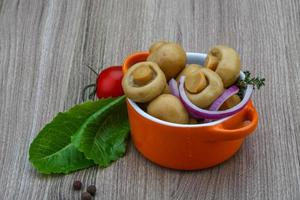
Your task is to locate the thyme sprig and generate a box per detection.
[237,71,265,97]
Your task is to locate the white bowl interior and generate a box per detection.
[127,52,245,128]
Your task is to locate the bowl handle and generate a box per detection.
[211,101,259,141]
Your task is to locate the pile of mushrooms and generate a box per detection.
[122,42,251,124]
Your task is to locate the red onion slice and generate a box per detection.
[169,79,180,98]
[208,85,239,111]
[178,76,253,119]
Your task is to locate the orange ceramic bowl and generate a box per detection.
[123,52,258,170]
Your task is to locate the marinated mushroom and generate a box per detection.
[147,94,189,124]
[185,68,224,108]
[147,42,187,80]
[220,94,241,110]
[122,61,167,103]
[204,45,241,87]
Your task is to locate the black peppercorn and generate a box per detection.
[73,180,82,190]
[82,192,92,200]
[87,185,97,196]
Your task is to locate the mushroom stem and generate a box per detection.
[204,54,219,71]
[185,71,207,94]
[132,64,154,86]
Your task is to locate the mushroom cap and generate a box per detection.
[147,94,189,124]
[186,68,224,108]
[147,42,187,80]
[205,45,241,87]
[122,61,166,103]
[149,41,168,54]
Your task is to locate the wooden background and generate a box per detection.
[1,0,299,199]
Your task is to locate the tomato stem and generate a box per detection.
[85,64,99,76]
[88,88,96,100]
[82,84,96,102]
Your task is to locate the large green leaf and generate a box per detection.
[71,96,130,167]
[29,98,126,174]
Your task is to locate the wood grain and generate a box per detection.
[1,0,300,199]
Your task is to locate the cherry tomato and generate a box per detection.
[96,66,124,98]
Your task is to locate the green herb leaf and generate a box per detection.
[237,71,265,97]
[71,96,130,167]
[29,97,129,174]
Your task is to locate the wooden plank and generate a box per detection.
[0,0,299,199]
